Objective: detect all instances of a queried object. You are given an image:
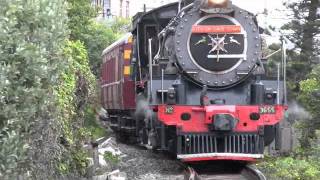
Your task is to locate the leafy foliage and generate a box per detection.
[299,79,320,117]
[0,0,116,177]
[279,0,320,101]
[280,0,320,142]
[260,156,320,180]
[81,22,117,76]
[58,0,129,176]
[66,0,130,77]
[0,0,68,178]
[295,65,320,147]
[261,135,320,180]
[103,152,120,166]
[108,17,132,35]
[282,0,320,64]
[67,0,97,40]
[84,105,107,140]
[79,19,131,76]
[55,40,94,176]
[261,2,320,178]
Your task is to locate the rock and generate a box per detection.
[91,136,184,179]
[99,108,109,121]
[98,154,107,167]
[86,158,94,167]
[92,173,109,180]
[106,170,127,180]
[98,138,122,157]
[98,146,122,157]
[97,138,123,167]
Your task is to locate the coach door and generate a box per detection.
[101,47,122,110]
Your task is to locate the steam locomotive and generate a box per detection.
[100,0,287,163]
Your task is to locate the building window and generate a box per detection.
[104,0,111,18]
[126,1,130,18]
[93,0,102,6]
[120,0,123,17]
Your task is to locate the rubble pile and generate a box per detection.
[94,137,185,180]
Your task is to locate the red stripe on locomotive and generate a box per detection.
[158,105,287,133]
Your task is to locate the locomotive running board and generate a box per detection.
[177,153,264,160]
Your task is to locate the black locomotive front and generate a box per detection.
[106,0,288,162]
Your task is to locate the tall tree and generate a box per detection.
[67,0,119,76]
[283,0,320,62]
[282,0,320,79]
[67,0,97,40]
[281,0,320,148]
[281,0,320,100]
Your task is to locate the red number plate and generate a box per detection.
[192,25,241,34]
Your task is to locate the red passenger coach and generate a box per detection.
[101,33,135,110]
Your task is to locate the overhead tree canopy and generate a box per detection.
[67,0,97,40]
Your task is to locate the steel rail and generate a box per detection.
[184,164,266,180]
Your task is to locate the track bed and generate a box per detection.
[184,162,266,180]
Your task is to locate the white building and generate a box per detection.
[132,0,177,12]
[92,0,177,19]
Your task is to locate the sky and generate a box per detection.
[233,0,288,28]
[233,0,289,45]
[233,0,285,14]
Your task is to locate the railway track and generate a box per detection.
[183,162,266,180]
[98,136,267,180]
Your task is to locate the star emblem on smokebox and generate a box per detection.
[208,34,227,62]
[195,34,241,62]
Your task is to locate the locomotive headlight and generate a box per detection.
[209,0,227,4]
[208,0,228,7]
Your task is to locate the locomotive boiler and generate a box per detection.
[100,0,287,163]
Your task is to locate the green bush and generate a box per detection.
[260,156,320,180]
[84,106,107,140]
[297,65,320,146]
[299,66,320,118]
[82,22,118,76]
[55,40,97,176]
[0,0,68,178]
[260,136,320,180]
[0,0,127,178]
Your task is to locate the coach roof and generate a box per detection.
[102,33,132,56]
